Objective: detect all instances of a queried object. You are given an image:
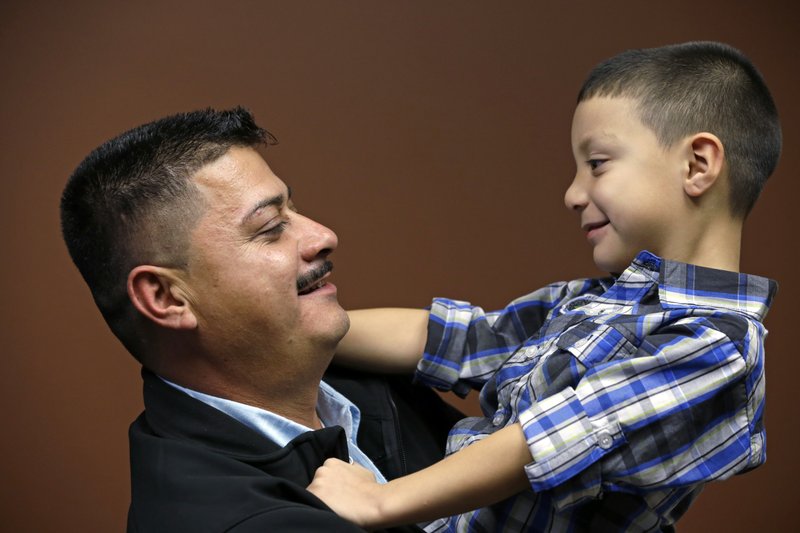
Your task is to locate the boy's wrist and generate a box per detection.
[371,475,437,530]
[363,482,400,530]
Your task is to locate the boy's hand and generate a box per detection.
[308,458,388,529]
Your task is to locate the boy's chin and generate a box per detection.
[592,250,633,277]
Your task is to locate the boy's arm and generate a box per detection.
[417,285,578,395]
[308,423,532,529]
[335,308,429,373]
[516,314,766,510]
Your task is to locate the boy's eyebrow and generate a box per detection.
[241,186,292,225]
[576,132,618,153]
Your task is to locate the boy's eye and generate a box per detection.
[588,159,607,171]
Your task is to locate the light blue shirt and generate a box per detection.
[160,377,387,483]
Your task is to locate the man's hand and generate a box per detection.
[308,458,388,529]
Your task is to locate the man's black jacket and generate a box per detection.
[127,366,463,532]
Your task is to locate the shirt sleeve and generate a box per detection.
[518,313,766,511]
[416,280,583,396]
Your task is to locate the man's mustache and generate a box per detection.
[296,260,333,293]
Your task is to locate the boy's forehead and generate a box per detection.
[574,96,640,121]
[571,97,645,144]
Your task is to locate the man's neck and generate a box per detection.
[211,378,324,429]
[155,352,329,429]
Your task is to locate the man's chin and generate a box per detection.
[312,307,351,349]
[331,311,351,344]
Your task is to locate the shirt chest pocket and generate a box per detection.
[555,322,638,369]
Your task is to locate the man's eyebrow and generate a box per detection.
[241,187,292,225]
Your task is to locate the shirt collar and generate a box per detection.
[159,378,360,448]
[317,380,361,443]
[158,377,388,483]
[625,250,777,322]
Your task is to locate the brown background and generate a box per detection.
[1,1,797,531]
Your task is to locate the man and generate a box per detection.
[60,107,461,532]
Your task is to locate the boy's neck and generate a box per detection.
[685,240,740,272]
[667,217,742,272]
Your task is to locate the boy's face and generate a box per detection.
[565,96,689,274]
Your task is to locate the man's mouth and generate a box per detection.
[298,278,327,295]
[297,261,333,295]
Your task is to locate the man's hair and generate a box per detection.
[60,107,273,356]
[578,41,781,218]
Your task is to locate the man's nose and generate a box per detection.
[564,174,588,212]
[296,212,339,260]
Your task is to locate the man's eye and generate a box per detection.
[261,220,288,237]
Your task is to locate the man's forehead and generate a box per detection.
[191,147,289,219]
[192,146,260,182]
[193,148,285,194]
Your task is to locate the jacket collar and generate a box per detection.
[140,368,350,484]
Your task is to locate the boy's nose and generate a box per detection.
[564,175,588,211]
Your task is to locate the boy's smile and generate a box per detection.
[582,220,610,243]
[565,96,690,274]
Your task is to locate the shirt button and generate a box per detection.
[492,412,506,426]
[597,431,613,450]
[751,438,762,458]
[567,299,584,310]
[524,347,536,358]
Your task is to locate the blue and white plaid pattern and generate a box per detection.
[418,251,776,532]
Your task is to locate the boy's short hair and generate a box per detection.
[60,107,273,356]
[578,41,781,218]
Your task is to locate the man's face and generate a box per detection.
[565,96,689,274]
[182,146,349,364]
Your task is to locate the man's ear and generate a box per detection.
[127,266,198,330]
[684,132,725,198]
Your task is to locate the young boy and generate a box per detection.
[308,41,781,532]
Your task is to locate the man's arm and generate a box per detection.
[335,308,429,373]
[308,423,532,529]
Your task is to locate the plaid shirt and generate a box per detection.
[417,251,776,532]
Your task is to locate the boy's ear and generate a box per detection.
[127,265,198,330]
[684,132,725,198]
